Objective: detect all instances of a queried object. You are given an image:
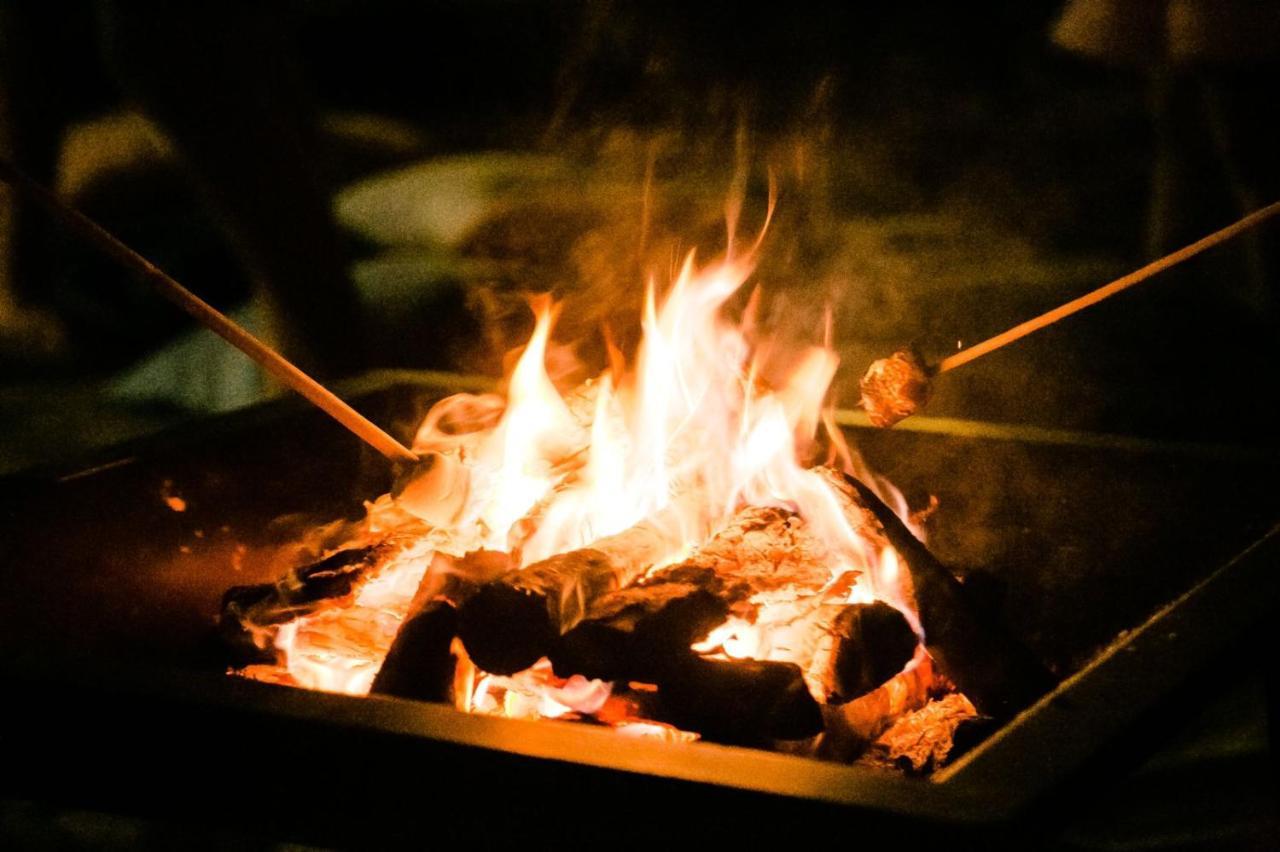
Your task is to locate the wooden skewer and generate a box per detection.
[0,156,419,464]
[936,200,1280,373]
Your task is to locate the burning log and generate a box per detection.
[371,550,510,701]
[653,504,835,613]
[655,657,824,744]
[544,504,833,680]
[824,602,920,704]
[548,581,729,681]
[456,513,681,675]
[544,499,916,701]
[840,473,1055,719]
[818,653,937,762]
[219,545,382,664]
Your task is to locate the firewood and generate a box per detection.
[651,500,916,702]
[818,654,936,762]
[370,550,510,701]
[824,602,919,703]
[464,480,868,677]
[653,505,835,615]
[710,594,919,707]
[456,514,680,675]
[548,581,728,681]
[840,473,1056,719]
[219,545,381,664]
[230,545,377,617]
[542,503,833,683]
[368,600,459,701]
[544,503,913,700]
[655,656,824,744]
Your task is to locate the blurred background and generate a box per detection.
[1,3,1279,847]
[3,1,1280,475]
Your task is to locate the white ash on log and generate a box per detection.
[859,693,984,773]
[540,494,917,703]
[822,602,919,704]
[542,504,835,685]
[651,493,916,704]
[841,473,1055,719]
[654,505,836,617]
[370,550,511,702]
[219,544,383,665]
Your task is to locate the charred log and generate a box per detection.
[369,601,457,701]
[841,473,1056,719]
[653,505,834,614]
[548,581,728,681]
[655,657,824,744]
[457,516,680,675]
[545,504,910,700]
[219,545,380,664]
[227,545,376,618]
[827,602,919,703]
[371,550,510,702]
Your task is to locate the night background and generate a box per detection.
[1,1,1278,847]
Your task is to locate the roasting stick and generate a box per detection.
[861,200,1280,427]
[938,200,1280,373]
[0,156,419,464]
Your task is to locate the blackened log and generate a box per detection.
[219,545,380,664]
[828,602,920,703]
[457,518,675,675]
[655,657,824,744]
[371,550,510,701]
[841,473,1056,719]
[227,545,377,619]
[549,504,886,689]
[548,582,728,681]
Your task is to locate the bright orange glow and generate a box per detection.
[238,216,939,747]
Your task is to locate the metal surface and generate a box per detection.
[1,372,1277,845]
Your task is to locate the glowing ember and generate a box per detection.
[161,479,187,513]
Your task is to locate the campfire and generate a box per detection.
[220,225,1044,772]
[3,151,1268,772]
[3,185,1276,843]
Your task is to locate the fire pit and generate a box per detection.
[2,367,1277,845]
[209,259,1020,767]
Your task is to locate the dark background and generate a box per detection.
[0,2,1277,847]
[2,0,1278,475]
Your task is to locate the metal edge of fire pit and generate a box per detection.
[2,370,1277,840]
[934,520,1280,812]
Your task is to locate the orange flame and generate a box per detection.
[252,218,931,740]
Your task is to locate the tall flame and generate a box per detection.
[264,228,923,719]
[402,246,892,587]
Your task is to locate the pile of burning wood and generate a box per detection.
[5,149,1268,774]
[220,248,1053,773]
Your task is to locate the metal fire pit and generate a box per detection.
[2,372,1277,846]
